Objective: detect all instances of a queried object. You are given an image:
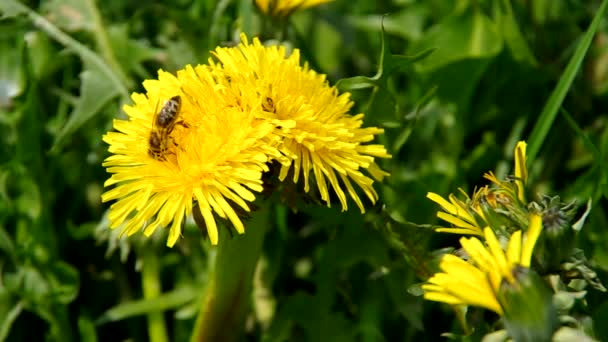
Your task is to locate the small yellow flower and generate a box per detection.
[427,141,531,237]
[255,0,333,17]
[422,213,543,315]
[102,66,279,247]
[210,34,391,213]
[426,191,484,236]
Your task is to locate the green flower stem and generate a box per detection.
[141,247,169,342]
[190,202,271,342]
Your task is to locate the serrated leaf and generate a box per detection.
[337,25,432,93]
[52,65,120,151]
[410,9,503,73]
[0,0,26,19]
[41,0,96,32]
[108,24,162,79]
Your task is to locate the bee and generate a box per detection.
[148,95,184,161]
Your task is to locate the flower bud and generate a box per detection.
[533,198,576,271]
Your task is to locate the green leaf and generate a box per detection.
[1,0,128,102]
[347,6,430,41]
[41,0,96,32]
[107,24,162,79]
[561,108,607,201]
[493,0,537,66]
[0,33,25,109]
[0,225,16,264]
[527,0,608,163]
[20,266,51,303]
[572,199,592,233]
[77,315,98,342]
[410,9,503,73]
[52,65,120,151]
[96,286,197,325]
[335,76,378,91]
[48,261,80,304]
[14,176,41,221]
[0,297,23,342]
[552,327,595,342]
[0,0,26,19]
[337,24,433,93]
[392,86,438,152]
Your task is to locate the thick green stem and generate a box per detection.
[141,247,169,342]
[190,202,271,342]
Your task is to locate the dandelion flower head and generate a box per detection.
[422,213,543,315]
[209,33,391,213]
[102,66,279,246]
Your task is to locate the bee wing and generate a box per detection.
[150,98,162,131]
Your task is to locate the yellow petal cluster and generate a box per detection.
[209,34,391,213]
[422,213,543,315]
[255,0,333,17]
[102,34,390,246]
[427,141,530,237]
[102,67,278,246]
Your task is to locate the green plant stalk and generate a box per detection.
[526,0,608,163]
[141,247,169,342]
[190,202,271,342]
[85,0,132,88]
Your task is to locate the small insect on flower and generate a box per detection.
[148,95,185,161]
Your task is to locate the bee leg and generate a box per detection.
[176,120,190,129]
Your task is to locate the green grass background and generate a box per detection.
[1,0,608,341]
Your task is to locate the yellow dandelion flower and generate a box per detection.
[102,66,279,247]
[422,213,543,315]
[255,0,333,17]
[426,191,484,236]
[209,34,391,213]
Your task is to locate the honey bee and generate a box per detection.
[148,95,184,161]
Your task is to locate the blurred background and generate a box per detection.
[1,0,608,341]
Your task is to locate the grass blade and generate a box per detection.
[527,0,608,163]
